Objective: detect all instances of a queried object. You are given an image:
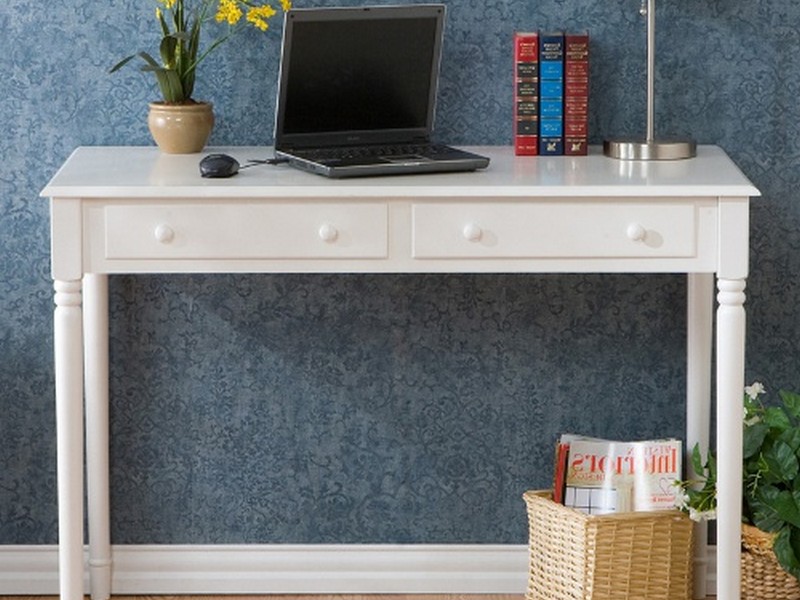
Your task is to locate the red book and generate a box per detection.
[564,32,589,156]
[514,32,539,156]
[552,440,570,504]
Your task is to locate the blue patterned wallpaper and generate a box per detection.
[0,0,791,544]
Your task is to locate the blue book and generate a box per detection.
[538,32,564,155]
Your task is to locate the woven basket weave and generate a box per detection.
[523,490,694,600]
[741,523,800,600]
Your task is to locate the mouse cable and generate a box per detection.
[239,157,290,170]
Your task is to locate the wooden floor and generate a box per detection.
[1,595,715,599]
[4,597,524,600]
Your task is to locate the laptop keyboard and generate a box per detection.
[295,143,451,161]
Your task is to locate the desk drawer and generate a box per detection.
[412,202,698,259]
[105,203,388,260]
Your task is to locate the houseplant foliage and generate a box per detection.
[742,382,800,579]
[675,382,800,580]
[111,0,291,104]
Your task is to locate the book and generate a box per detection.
[513,32,539,156]
[538,31,564,155]
[554,434,682,515]
[552,438,570,504]
[564,32,589,156]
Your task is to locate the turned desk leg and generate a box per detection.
[54,280,84,600]
[84,274,111,600]
[716,278,746,600]
[687,273,713,599]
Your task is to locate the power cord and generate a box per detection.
[239,157,290,170]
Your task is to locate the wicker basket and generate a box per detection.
[741,523,800,600]
[523,490,694,600]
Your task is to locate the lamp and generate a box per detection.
[603,0,696,160]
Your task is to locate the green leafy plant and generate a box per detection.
[111,0,290,104]
[674,443,716,522]
[742,383,800,579]
[676,382,800,580]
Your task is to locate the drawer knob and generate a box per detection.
[463,223,483,242]
[626,223,647,242]
[154,223,175,244]
[318,223,339,242]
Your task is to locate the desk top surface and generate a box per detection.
[42,145,760,199]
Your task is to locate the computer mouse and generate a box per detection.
[199,153,240,178]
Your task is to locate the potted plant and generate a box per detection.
[676,382,800,598]
[111,0,290,153]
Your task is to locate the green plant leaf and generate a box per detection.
[750,499,784,532]
[773,527,800,580]
[109,54,137,73]
[182,70,195,100]
[779,427,800,453]
[744,392,760,418]
[765,440,800,483]
[744,422,769,459]
[690,443,704,475]
[188,16,201,55]
[156,69,185,103]
[137,52,161,69]
[749,485,782,531]
[160,36,177,69]
[781,390,800,419]
[158,9,170,37]
[771,488,800,529]
[138,66,185,103]
[749,485,800,531]
[765,406,792,431]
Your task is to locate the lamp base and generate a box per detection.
[603,138,697,160]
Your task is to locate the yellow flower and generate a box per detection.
[280,0,291,11]
[157,0,177,9]
[216,0,243,25]
[246,4,277,31]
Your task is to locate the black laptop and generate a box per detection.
[273,4,490,178]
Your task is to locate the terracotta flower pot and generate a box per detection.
[147,101,215,154]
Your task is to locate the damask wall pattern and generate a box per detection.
[0,0,795,544]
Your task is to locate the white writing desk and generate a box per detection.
[42,145,759,600]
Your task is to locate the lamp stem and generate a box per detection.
[646,0,655,142]
[602,0,696,159]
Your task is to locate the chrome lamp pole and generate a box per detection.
[603,0,696,160]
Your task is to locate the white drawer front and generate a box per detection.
[105,203,388,260]
[412,202,698,259]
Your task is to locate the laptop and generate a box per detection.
[273,4,490,178]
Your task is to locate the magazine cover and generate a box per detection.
[555,435,681,514]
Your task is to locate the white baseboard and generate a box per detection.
[0,544,530,594]
[0,543,718,595]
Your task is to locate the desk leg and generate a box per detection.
[687,273,713,599]
[84,274,111,600]
[716,278,746,600]
[54,280,84,600]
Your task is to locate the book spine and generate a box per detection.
[538,32,564,155]
[552,440,569,504]
[564,32,589,156]
[513,32,539,156]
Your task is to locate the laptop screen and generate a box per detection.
[274,5,445,148]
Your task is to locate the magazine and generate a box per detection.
[553,434,682,515]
